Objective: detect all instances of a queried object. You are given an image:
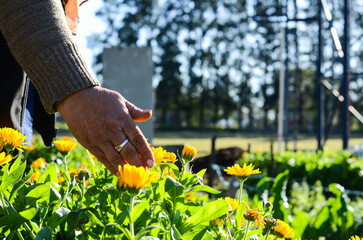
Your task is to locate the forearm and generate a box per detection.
[0,0,99,113]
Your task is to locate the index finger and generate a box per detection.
[121,117,155,168]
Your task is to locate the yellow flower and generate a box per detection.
[222,197,239,211]
[0,136,4,151]
[161,167,177,180]
[0,152,12,166]
[350,236,362,240]
[213,218,223,227]
[263,217,278,230]
[152,147,177,164]
[27,172,41,183]
[0,127,28,152]
[186,196,196,202]
[23,144,35,152]
[58,176,66,184]
[241,201,265,228]
[53,140,77,155]
[30,157,47,168]
[242,152,248,158]
[272,220,295,239]
[182,145,197,162]
[62,136,74,141]
[117,164,158,193]
[69,166,91,184]
[224,163,260,182]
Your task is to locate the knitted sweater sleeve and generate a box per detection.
[0,0,100,113]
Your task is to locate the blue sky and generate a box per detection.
[74,0,105,75]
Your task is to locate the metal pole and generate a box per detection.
[293,1,299,151]
[342,0,350,149]
[316,0,323,150]
[283,0,289,151]
[283,22,289,151]
[277,28,285,153]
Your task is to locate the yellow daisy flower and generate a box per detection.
[0,152,12,166]
[350,236,362,240]
[69,166,91,184]
[272,220,295,239]
[27,172,41,184]
[0,136,4,152]
[53,139,77,155]
[224,163,260,182]
[30,157,47,168]
[241,201,265,228]
[23,144,35,152]
[221,197,239,211]
[152,147,177,164]
[161,167,177,180]
[0,127,28,152]
[58,176,66,184]
[61,136,74,141]
[117,164,158,194]
[182,145,197,162]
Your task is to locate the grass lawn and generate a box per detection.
[54,120,363,158]
[153,130,363,157]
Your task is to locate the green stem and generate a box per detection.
[129,195,135,238]
[16,230,25,240]
[264,228,271,240]
[23,222,35,239]
[242,221,251,240]
[238,181,244,203]
[80,225,89,240]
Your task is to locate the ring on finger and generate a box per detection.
[115,139,129,152]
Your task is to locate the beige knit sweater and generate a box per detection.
[0,0,100,113]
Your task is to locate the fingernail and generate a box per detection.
[147,159,155,168]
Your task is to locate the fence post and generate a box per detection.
[208,134,217,188]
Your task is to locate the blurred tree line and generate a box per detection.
[91,0,363,132]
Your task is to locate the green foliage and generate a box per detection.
[1,138,362,239]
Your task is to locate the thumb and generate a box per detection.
[125,101,152,122]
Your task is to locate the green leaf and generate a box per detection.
[131,201,148,223]
[35,227,52,240]
[47,207,71,230]
[83,208,104,226]
[26,184,50,205]
[117,225,133,240]
[1,161,26,191]
[165,176,184,197]
[236,199,246,228]
[49,185,61,204]
[270,170,289,220]
[291,211,310,238]
[8,155,21,174]
[10,168,33,202]
[186,185,220,195]
[171,224,183,240]
[180,199,230,234]
[196,169,207,178]
[314,206,330,229]
[47,163,58,184]
[135,226,167,240]
[182,227,207,240]
[0,207,37,227]
[67,209,87,233]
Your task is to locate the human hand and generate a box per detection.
[56,86,155,175]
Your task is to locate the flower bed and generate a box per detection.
[0,127,362,239]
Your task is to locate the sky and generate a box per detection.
[74,0,105,75]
